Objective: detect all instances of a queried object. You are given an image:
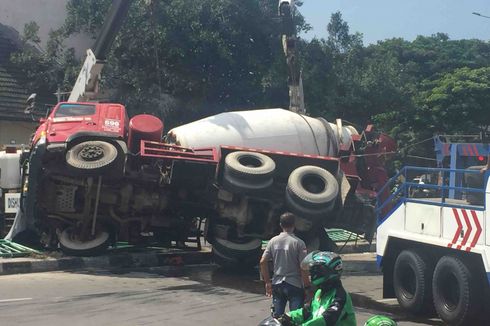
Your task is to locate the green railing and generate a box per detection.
[0,240,41,258]
[326,229,362,242]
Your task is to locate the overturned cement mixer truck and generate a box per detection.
[4,0,395,265]
[8,102,395,265]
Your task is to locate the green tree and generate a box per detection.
[419,67,490,134]
[10,22,78,97]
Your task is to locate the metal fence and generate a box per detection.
[376,166,488,222]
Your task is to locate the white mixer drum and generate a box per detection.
[167,108,356,157]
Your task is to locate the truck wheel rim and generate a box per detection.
[60,227,110,251]
[238,155,262,168]
[399,267,416,299]
[79,145,104,161]
[440,272,459,311]
[301,174,326,194]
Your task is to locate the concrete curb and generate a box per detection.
[0,247,378,276]
[339,243,375,254]
[342,252,379,274]
[343,260,379,274]
[351,293,403,314]
[0,249,212,275]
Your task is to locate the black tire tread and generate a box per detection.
[285,189,334,219]
[211,237,261,268]
[222,171,273,193]
[432,255,481,325]
[393,250,433,314]
[224,151,276,180]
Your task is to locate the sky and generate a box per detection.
[298,0,490,44]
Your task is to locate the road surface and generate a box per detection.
[0,266,441,325]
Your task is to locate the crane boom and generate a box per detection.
[279,0,305,114]
[68,0,131,102]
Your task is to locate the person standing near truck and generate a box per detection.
[260,212,311,317]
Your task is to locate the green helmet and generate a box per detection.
[364,315,397,326]
[300,251,342,286]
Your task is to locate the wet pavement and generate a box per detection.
[0,265,441,325]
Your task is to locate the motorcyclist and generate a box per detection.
[277,251,356,326]
[363,315,397,326]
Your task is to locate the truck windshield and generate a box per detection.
[55,104,96,117]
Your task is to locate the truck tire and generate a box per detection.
[66,140,119,171]
[211,237,262,268]
[393,250,433,314]
[432,256,481,325]
[285,188,334,219]
[286,166,338,208]
[305,236,320,252]
[222,171,273,193]
[59,226,111,256]
[298,228,337,253]
[224,151,275,181]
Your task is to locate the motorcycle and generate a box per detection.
[257,316,282,326]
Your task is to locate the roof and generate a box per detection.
[0,28,53,122]
[0,33,30,121]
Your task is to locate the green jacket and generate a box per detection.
[289,284,356,326]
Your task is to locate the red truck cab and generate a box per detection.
[32,102,128,146]
[31,102,130,176]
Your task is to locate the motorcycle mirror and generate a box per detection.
[24,93,37,115]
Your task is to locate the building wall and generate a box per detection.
[0,120,37,146]
[0,0,92,58]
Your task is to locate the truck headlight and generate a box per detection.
[37,131,47,146]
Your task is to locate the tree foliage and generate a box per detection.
[10,22,78,97]
[420,67,490,134]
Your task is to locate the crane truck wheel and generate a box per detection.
[222,171,273,193]
[432,255,481,325]
[224,151,276,181]
[59,226,111,256]
[393,250,433,314]
[286,166,338,209]
[211,237,262,268]
[66,140,119,171]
